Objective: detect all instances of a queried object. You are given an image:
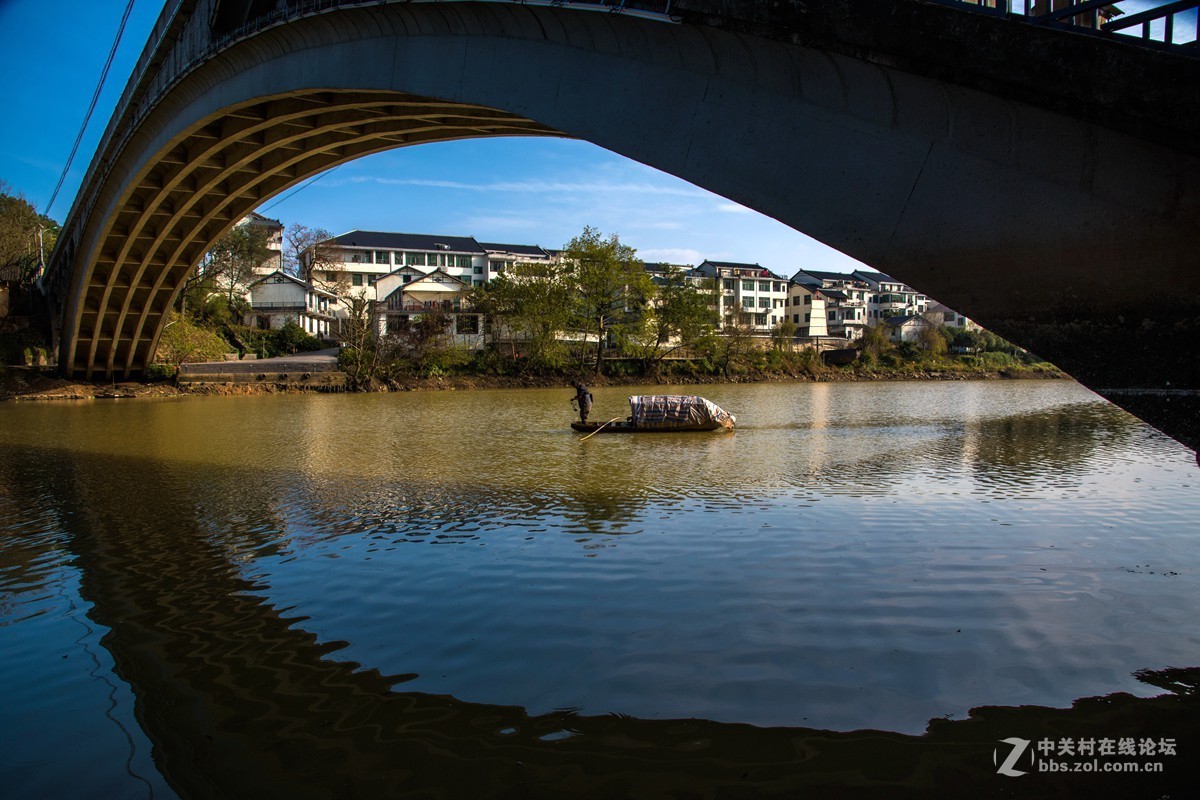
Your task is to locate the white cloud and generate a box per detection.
[338,175,707,198]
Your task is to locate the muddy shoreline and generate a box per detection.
[1,363,1067,402]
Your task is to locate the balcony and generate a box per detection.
[385,299,465,313]
[250,301,305,311]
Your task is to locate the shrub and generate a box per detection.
[145,363,176,382]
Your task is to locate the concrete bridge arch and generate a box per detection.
[47,0,1200,448]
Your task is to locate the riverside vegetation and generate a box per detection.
[0,218,1061,398]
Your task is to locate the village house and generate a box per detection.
[783,280,829,338]
[852,269,929,321]
[694,260,789,332]
[242,212,285,276]
[791,269,871,339]
[246,270,336,337]
[883,314,933,343]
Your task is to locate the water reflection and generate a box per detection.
[1,381,1198,797]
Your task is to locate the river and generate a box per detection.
[1,379,1197,797]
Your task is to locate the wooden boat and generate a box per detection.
[572,395,735,434]
[571,419,728,433]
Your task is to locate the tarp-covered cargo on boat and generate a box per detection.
[628,395,736,430]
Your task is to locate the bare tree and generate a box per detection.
[284,224,345,294]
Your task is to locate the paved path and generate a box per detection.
[179,348,340,374]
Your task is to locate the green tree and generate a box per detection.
[772,318,798,352]
[625,266,717,374]
[472,261,573,370]
[155,312,231,367]
[337,294,382,390]
[0,181,57,284]
[561,226,654,375]
[917,319,948,357]
[860,321,892,364]
[204,223,274,306]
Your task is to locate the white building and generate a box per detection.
[304,231,556,303]
[694,261,789,332]
[884,314,934,343]
[852,269,929,321]
[246,270,336,337]
[791,269,870,339]
[784,281,829,338]
[241,212,284,276]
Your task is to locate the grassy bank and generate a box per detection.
[1,355,1066,402]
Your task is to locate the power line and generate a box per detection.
[45,0,138,216]
[259,166,341,213]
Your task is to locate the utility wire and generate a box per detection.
[259,166,340,213]
[45,0,138,216]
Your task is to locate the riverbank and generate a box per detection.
[0,361,1067,401]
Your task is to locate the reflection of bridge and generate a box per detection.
[8,441,1198,797]
[43,0,1199,450]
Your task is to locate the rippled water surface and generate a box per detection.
[1,380,1197,797]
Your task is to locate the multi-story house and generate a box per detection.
[241,212,284,276]
[303,231,557,300]
[791,269,871,339]
[852,269,928,321]
[694,261,789,332]
[642,262,707,288]
[479,242,557,281]
[783,281,829,338]
[246,270,336,337]
[302,231,556,344]
[925,301,978,331]
[307,231,489,302]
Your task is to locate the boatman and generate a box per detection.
[571,381,593,424]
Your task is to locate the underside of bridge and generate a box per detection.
[48,0,1200,450]
[60,91,555,379]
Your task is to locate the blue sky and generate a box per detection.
[0,1,1184,274]
[0,0,866,275]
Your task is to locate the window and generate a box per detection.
[774,282,784,292]
[758,298,770,308]
[793,314,800,324]
[456,315,480,335]
[473,265,483,274]
[405,252,426,267]
[458,255,472,268]
[804,313,811,323]
[742,297,755,308]
[754,313,767,326]
[803,295,811,305]
[368,275,377,286]
[759,281,771,292]
[723,278,735,290]
[374,251,389,265]
[742,280,755,291]
[402,274,412,283]
[723,294,735,308]
[352,273,364,286]
[351,254,363,263]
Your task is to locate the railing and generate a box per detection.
[251,301,305,310]
[385,300,465,313]
[937,1,1200,51]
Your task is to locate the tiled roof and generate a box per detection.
[327,230,487,254]
[478,242,551,258]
